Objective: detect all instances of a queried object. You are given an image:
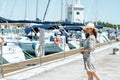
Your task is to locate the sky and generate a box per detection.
[0,0,120,24]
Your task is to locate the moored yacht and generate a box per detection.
[0,42,25,64]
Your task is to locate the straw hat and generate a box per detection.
[82,22,98,32]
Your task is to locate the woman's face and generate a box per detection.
[86,28,93,34]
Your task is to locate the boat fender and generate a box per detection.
[54,36,61,45]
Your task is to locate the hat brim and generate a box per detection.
[82,26,98,32]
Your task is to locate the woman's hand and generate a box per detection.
[79,49,84,53]
[79,48,90,54]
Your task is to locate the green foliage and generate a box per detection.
[95,21,120,29]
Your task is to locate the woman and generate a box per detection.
[79,23,101,80]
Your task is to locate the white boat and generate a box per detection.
[18,29,70,56]
[97,30,110,43]
[0,42,25,64]
[0,29,26,64]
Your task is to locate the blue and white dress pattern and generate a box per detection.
[82,35,96,72]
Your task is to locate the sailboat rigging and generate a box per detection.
[43,0,51,21]
[9,0,16,19]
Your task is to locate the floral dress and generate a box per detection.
[82,35,96,72]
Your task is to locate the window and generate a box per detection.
[76,12,80,15]
[74,8,84,10]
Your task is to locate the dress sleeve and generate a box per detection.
[88,36,95,51]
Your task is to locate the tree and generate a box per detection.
[94,21,120,29]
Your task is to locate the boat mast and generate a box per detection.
[95,0,98,25]
[0,0,7,16]
[61,0,63,21]
[9,0,16,18]
[43,0,51,21]
[36,0,38,20]
[24,0,27,20]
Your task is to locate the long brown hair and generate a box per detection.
[93,29,97,39]
[85,29,97,39]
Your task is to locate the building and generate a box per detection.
[66,0,84,23]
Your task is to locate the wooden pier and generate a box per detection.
[0,40,116,74]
